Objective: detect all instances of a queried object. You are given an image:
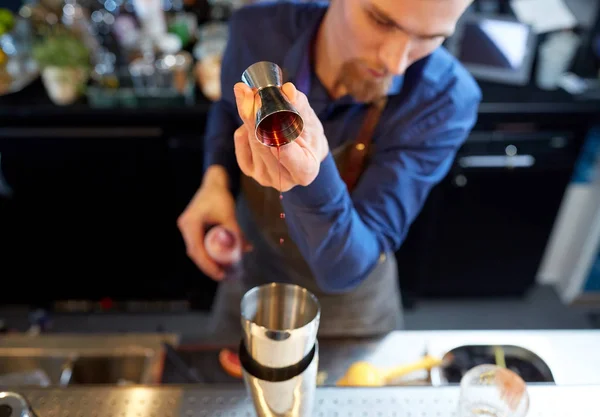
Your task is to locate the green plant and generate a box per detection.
[0,8,15,36]
[32,29,90,69]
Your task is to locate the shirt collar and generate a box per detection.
[282,10,404,100]
[388,76,404,96]
[282,10,323,95]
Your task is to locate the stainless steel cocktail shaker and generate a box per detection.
[239,283,320,417]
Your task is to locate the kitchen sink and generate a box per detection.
[0,354,71,385]
[430,344,555,385]
[0,334,178,386]
[69,354,151,384]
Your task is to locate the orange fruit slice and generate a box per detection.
[219,348,242,379]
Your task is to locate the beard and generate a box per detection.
[333,59,394,103]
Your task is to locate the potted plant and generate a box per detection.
[32,28,90,105]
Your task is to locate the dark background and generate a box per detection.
[1,0,599,311]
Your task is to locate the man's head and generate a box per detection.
[327,0,472,102]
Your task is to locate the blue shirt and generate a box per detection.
[205,1,482,293]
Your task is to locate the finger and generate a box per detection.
[277,139,319,183]
[234,126,254,176]
[234,82,255,127]
[282,82,309,112]
[229,120,273,187]
[247,126,278,183]
[276,168,297,192]
[178,219,225,280]
[238,122,276,187]
[247,120,272,156]
[279,138,319,175]
[267,146,296,186]
[253,157,276,187]
[281,82,298,103]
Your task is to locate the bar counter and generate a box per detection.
[1,329,599,416]
[175,330,600,386]
[2,382,598,417]
[3,330,598,386]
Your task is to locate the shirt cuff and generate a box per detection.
[205,152,240,196]
[284,152,347,208]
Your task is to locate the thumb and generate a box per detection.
[282,82,309,114]
[282,82,298,104]
[234,82,255,126]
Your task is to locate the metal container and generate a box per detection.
[241,61,304,147]
[0,392,37,417]
[239,340,319,417]
[156,51,193,94]
[240,283,320,369]
[0,334,177,386]
[431,345,555,386]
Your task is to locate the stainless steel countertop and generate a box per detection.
[312,330,600,386]
[2,384,598,417]
[2,330,599,386]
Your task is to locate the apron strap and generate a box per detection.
[341,96,389,192]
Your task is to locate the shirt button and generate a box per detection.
[379,253,386,263]
[356,143,366,151]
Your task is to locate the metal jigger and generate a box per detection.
[241,61,304,147]
[239,283,320,417]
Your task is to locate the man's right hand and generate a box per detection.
[177,165,245,281]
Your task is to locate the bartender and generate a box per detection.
[178,0,481,338]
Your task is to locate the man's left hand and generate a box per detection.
[233,82,329,192]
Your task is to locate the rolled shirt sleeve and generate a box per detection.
[282,86,482,293]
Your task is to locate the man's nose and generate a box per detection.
[379,32,411,76]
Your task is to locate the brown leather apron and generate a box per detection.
[210,97,403,342]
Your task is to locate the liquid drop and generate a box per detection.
[277,147,284,246]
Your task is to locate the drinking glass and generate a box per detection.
[458,364,529,417]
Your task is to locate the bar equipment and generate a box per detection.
[0,392,37,417]
[89,38,193,108]
[241,61,304,147]
[239,283,320,417]
[241,283,320,369]
[458,364,529,417]
[193,22,227,101]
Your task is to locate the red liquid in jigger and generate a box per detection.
[259,112,299,147]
